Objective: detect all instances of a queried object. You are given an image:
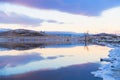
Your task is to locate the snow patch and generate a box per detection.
[92,47,120,80]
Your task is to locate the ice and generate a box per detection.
[92,47,120,80]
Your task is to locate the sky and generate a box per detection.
[0,0,120,33]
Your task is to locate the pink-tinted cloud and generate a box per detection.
[0,11,63,25]
[0,11,43,25]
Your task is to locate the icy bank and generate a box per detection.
[92,47,120,80]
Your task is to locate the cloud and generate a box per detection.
[1,0,120,16]
[0,3,120,33]
[0,11,63,26]
[0,11,43,25]
[46,20,64,24]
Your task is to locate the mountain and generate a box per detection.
[0,29,47,36]
[93,33,117,36]
[0,29,87,37]
[93,33,119,38]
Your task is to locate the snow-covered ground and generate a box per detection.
[92,47,120,80]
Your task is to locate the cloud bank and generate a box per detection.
[0,2,120,33]
[0,11,43,25]
[0,0,120,16]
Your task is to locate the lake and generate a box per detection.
[0,44,111,80]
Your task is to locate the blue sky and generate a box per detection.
[0,0,120,33]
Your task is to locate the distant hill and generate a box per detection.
[0,29,87,37]
[93,33,119,37]
[0,29,47,36]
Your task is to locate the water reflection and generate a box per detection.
[0,44,111,80]
[1,63,101,80]
[0,43,46,50]
[0,53,43,68]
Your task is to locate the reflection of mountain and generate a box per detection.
[0,45,109,77]
[0,29,87,49]
[0,43,86,51]
[0,43,46,50]
[0,29,120,49]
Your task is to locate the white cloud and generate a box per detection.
[0,3,120,33]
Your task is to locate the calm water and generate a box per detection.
[0,44,111,80]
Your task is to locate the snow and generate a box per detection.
[92,47,120,80]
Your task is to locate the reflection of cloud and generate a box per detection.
[0,52,67,69]
[0,45,109,76]
[1,63,100,80]
[46,55,65,60]
[46,56,58,60]
[0,53,44,68]
[0,52,71,76]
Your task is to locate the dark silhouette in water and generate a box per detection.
[0,43,46,50]
[0,42,86,51]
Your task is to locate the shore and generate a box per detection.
[0,34,120,45]
[0,29,120,47]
